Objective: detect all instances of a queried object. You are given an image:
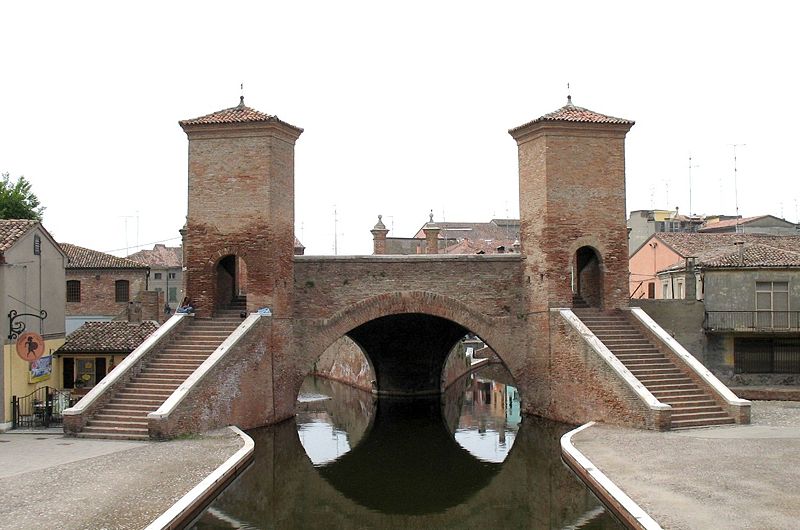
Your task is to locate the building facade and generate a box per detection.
[127,244,183,314]
[0,220,67,430]
[61,243,155,334]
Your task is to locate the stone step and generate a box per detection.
[89,417,148,428]
[634,374,692,384]
[100,406,153,416]
[127,382,180,392]
[670,405,725,414]
[626,367,681,376]
[650,389,710,400]
[134,375,187,385]
[76,432,150,441]
[671,417,736,429]
[646,382,699,391]
[81,424,149,436]
[668,399,719,408]
[113,392,169,403]
[618,360,672,368]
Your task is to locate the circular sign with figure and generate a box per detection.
[16,332,45,362]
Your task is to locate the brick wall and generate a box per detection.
[65,269,149,318]
[182,122,301,317]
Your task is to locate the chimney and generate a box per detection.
[734,241,745,266]
[684,256,697,300]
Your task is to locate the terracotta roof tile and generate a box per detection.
[57,321,159,353]
[180,98,302,133]
[0,219,38,252]
[653,233,800,271]
[443,238,519,255]
[510,99,633,134]
[61,243,149,269]
[127,244,182,268]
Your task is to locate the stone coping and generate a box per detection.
[626,307,751,409]
[558,309,670,412]
[144,426,254,530]
[64,313,189,416]
[561,422,662,530]
[295,254,523,263]
[148,313,262,422]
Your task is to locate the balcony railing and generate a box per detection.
[704,311,800,332]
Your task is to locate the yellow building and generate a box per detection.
[0,220,67,430]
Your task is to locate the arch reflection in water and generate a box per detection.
[195,367,622,529]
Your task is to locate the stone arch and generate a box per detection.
[298,291,516,397]
[207,247,250,310]
[570,241,605,308]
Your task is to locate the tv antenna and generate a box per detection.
[731,144,746,233]
[688,154,699,215]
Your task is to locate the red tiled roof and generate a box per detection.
[180,98,303,133]
[0,219,38,252]
[653,233,800,272]
[61,243,149,269]
[127,244,182,268]
[443,238,518,255]
[509,99,633,134]
[57,321,159,353]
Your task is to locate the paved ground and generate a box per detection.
[573,401,800,530]
[0,428,242,530]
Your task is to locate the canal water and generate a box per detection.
[194,365,622,529]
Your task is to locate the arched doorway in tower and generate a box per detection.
[572,246,603,308]
[215,254,248,309]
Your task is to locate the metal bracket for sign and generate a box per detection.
[8,309,48,340]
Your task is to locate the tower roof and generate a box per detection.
[179,97,303,133]
[509,97,634,135]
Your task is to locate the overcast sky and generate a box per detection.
[2,1,798,256]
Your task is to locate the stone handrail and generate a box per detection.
[148,313,263,423]
[63,313,189,417]
[559,309,671,413]
[626,307,751,410]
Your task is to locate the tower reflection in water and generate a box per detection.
[195,366,622,529]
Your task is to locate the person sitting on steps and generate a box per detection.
[176,297,195,314]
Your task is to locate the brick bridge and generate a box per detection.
[64,97,750,439]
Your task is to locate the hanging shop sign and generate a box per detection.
[16,331,45,362]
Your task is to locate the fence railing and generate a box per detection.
[12,386,74,429]
[704,311,800,332]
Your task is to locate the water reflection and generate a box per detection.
[194,366,621,529]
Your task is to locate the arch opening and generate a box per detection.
[572,246,603,308]
[214,254,248,309]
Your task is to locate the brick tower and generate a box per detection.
[509,97,634,311]
[179,97,303,317]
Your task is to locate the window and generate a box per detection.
[756,281,789,328]
[168,272,176,280]
[647,282,655,298]
[154,273,162,280]
[115,280,130,302]
[66,280,81,302]
[168,287,177,303]
[63,357,109,389]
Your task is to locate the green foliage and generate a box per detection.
[0,172,44,220]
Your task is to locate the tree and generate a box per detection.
[0,172,45,220]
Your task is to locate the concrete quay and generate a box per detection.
[0,427,249,530]
[568,401,800,530]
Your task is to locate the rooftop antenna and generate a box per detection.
[688,154,699,215]
[333,205,338,255]
[731,144,746,233]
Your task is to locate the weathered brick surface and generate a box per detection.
[544,311,668,429]
[66,269,148,318]
[512,122,632,311]
[149,317,275,438]
[182,122,300,317]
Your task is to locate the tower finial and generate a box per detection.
[429,210,434,223]
[567,82,572,106]
[239,83,245,107]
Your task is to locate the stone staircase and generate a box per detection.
[77,302,246,440]
[573,308,735,429]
